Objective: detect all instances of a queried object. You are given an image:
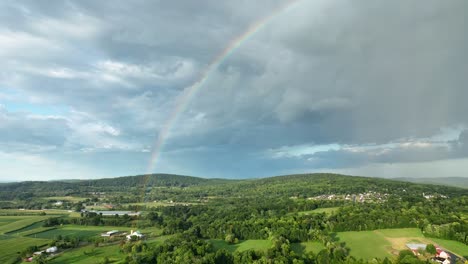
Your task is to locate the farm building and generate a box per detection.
[433,248,451,264]
[46,246,58,253]
[82,210,141,216]
[126,230,144,240]
[101,230,120,237]
[406,243,426,255]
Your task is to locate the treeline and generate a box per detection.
[1,173,466,202]
[155,195,467,245]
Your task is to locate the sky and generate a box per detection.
[1,0,468,181]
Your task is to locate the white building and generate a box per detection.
[126,230,144,240]
[46,246,58,253]
[101,230,119,237]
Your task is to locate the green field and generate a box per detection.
[0,236,50,264]
[210,239,273,253]
[296,207,340,216]
[28,225,162,240]
[49,244,125,264]
[0,216,50,234]
[431,238,468,258]
[0,217,21,226]
[42,196,86,203]
[336,228,468,260]
[49,235,174,264]
[29,225,131,239]
[337,231,392,259]
[291,241,325,255]
[375,228,423,238]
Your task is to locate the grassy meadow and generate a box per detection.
[210,239,273,253]
[336,228,468,260]
[296,207,340,216]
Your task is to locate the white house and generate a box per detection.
[126,230,144,240]
[46,246,58,253]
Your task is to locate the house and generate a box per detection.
[126,230,144,240]
[435,250,451,263]
[101,230,120,237]
[46,246,58,253]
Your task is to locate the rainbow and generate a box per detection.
[145,0,301,176]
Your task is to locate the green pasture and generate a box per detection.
[296,207,340,216]
[291,241,325,255]
[28,224,162,240]
[337,230,392,259]
[336,228,468,260]
[42,196,86,203]
[0,236,50,264]
[0,216,49,234]
[210,239,272,253]
[431,238,468,258]
[48,235,172,264]
[48,244,125,264]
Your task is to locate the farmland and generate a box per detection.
[0,216,50,234]
[290,241,325,255]
[0,173,466,263]
[0,236,50,264]
[210,239,273,253]
[48,244,125,264]
[29,225,162,240]
[336,228,468,260]
[49,235,174,264]
[296,207,340,216]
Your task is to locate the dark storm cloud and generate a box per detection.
[0,0,467,179]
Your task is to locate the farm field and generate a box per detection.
[28,224,162,240]
[431,238,468,258]
[210,239,273,253]
[337,230,392,259]
[48,235,174,264]
[291,241,325,255]
[0,216,50,234]
[0,236,50,264]
[48,244,125,264]
[29,225,132,239]
[0,217,21,226]
[296,207,340,216]
[336,228,468,260]
[6,221,48,235]
[42,196,86,202]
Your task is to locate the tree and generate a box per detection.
[426,244,436,254]
[225,234,236,244]
[34,254,48,264]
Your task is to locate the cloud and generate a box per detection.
[0,0,467,179]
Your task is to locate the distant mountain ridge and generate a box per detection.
[392,177,468,188]
[1,173,467,201]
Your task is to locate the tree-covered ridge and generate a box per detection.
[0,173,466,202]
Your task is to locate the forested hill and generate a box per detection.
[0,173,467,201]
[0,173,232,197]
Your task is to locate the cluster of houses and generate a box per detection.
[406,244,454,264]
[101,229,145,240]
[422,193,448,200]
[302,191,389,203]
